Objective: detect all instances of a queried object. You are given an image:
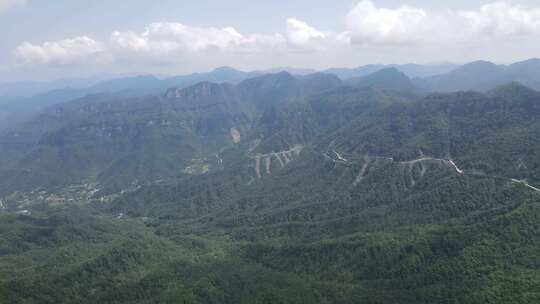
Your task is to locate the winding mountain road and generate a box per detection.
[325,149,539,193]
[250,145,304,179]
[511,179,540,192]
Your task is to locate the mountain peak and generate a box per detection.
[488,82,537,97]
[350,67,415,92]
[513,58,540,65]
[463,60,496,66]
[458,60,501,72]
[275,71,294,78]
[211,66,243,74]
[300,72,341,82]
[258,67,317,75]
[372,67,404,75]
[508,58,540,70]
[240,71,297,88]
[165,81,229,99]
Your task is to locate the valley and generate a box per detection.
[2,62,540,304]
[4,0,540,302]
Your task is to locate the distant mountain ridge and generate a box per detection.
[417,58,540,92]
[3,58,540,133]
[2,58,538,100]
[2,66,540,303]
[325,63,459,79]
[0,67,316,100]
[348,68,417,92]
[0,71,344,194]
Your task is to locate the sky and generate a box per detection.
[2,0,540,82]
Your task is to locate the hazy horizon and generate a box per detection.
[3,2,540,302]
[3,57,540,85]
[2,0,540,81]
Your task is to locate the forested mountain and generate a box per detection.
[3,59,539,133]
[0,68,258,131]
[417,58,540,92]
[348,68,417,92]
[324,63,459,79]
[328,58,540,93]
[1,65,540,303]
[0,72,343,195]
[0,75,119,98]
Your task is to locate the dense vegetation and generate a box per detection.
[2,68,540,303]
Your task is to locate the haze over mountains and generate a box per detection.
[2,59,539,131]
[2,57,540,303]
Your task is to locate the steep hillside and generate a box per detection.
[418,58,540,92]
[348,68,417,92]
[327,83,540,185]
[0,67,260,131]
[2,76,540,303]
[106,83,540,303]
[325,63,458,79]
[0,72,343,195]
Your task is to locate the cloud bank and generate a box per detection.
[460,2,540,37]
[0,0,27,13]
[0,0,28,14]
[345,0,540,45]
[12,1,540,70]
[110,22,287,55]
[14,37,106,65]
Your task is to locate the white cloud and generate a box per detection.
[14,36,106,65]
[346,0,429,44]
[110,31,149,53]
[110,22,286,56]
[286,18,326,46]
[286,18,351,51]
[10,1,540,72]
[0,0,27,13]
[460,2,540,37]
[345,0,540,45]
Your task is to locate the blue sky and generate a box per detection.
[2,0,540,81]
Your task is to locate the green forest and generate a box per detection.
[2,68,540,303]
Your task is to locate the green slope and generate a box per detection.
[2,78,540,303]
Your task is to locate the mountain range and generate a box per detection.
[415,58,540,92]
[2,59,540,132]
[1,59,540,303]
